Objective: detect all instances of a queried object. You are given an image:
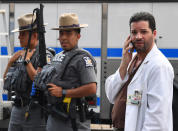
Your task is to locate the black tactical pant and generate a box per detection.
[8,105,46,131]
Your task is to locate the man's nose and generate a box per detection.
[136,32,142,39]
[60,34,67,40]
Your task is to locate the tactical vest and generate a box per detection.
[35,48,96,90]
[34,48,96,103]
[4,46,40,98]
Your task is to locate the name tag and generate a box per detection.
[127,89,142,106]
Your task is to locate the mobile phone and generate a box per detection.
[129,42,135,52]
[129,42,133,47]
[129,41,135,49]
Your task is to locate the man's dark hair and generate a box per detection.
[129,12,156,32]
[74,28,81,34]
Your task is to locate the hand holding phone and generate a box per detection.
[120,36,133,80]
[122,36,134,62]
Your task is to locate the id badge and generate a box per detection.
[127,89,142,106]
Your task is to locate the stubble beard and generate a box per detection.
[134,38,153,53]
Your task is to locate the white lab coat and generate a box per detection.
[105,44,174,131]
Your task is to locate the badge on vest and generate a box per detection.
[127,89,142,106]
[83,57,93,67]
[53,53,65,62]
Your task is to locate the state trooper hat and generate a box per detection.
[51,13,88,30]
[12,13,47,33]
[12,13,37,32]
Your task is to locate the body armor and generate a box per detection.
[4,47,39,98]
[34,48,96,91]
[3,46,54,99]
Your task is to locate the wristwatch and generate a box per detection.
[62,89,67,97]
[24,58,31,65]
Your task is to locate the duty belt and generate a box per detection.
[13,97,30,107]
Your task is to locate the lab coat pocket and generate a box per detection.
[125,85,143,131]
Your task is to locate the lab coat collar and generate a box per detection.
[130,44,158,84]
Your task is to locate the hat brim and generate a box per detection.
[51,24,88,30]
[11,23,48,33]
[11,28,33,33]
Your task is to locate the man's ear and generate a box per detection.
[32,32,38,39]
[77,33,81,40]
[153,30,157,37]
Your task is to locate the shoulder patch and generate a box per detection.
[83,57,93,67]
[46,54,52,64]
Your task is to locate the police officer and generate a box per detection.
[3,13,53,131]
[35,13,97,131]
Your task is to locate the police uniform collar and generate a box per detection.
[63,46,78,53]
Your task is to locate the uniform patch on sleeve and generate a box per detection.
[83,57,93,67]
[46,54,52,64]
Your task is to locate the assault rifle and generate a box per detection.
[34,4,47,67]
[29,4,48,120]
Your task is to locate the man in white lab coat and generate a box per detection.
[105,12,174,131]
